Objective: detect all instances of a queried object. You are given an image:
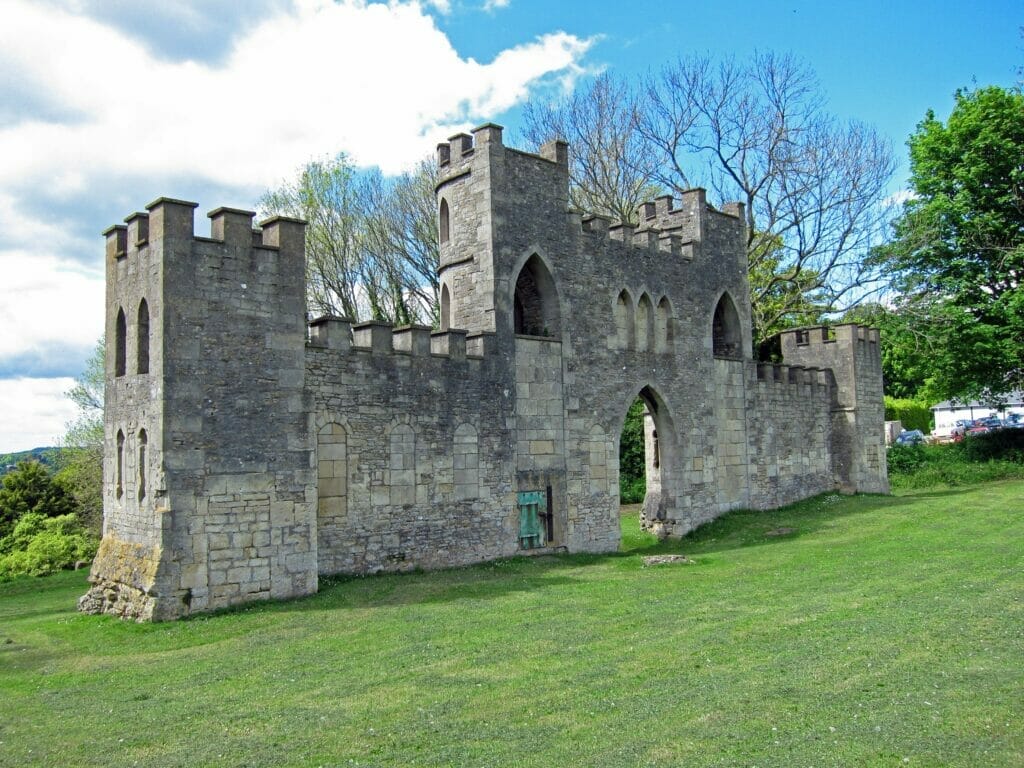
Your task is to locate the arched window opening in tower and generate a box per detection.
[440,284,451,331]
[712,293,743,359]
[513,254,560,337]
[116,430,125,500]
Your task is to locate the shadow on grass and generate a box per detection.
[13,485,997,627]
[619,485,986,559]
[257,488,969,616]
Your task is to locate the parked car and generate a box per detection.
[894,429,925,446]
[977,416,1003,430]
[966,420,992,436]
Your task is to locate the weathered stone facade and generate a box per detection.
[81,124,888,621]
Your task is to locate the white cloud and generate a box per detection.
[0,250,103,362]
[0,0,593,186]
[483,0,511,10]
[0,377,78,453]
[883,189,916,207]
[0,0,594,452]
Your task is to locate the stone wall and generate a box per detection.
[82,202,317,620]
[84,122,887,621]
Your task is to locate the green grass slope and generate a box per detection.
[2,484,1022,767]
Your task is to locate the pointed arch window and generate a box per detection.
[137,299,150,374]
[712,293,742,359]
[614,289,634,349]
[439,198,450,245]
[656,296,673,353]
[513,254,560,336]
[114,308,127,377]
[636,293,654,352]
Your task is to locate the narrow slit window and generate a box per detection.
[116,430,125,500]
[439,199,450,244]
[137,429,147,500]
[137,299,150,374]
[440,284,451,331]
[115,308,127,377]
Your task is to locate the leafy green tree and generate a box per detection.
[874,86,1024,399]
[841,303,934,400]
[0,461,76,540]
[261,154,372,321]
[58,337,104,534]
[748,233,827,357]
[619,398,647,503]
[0,512,97,581]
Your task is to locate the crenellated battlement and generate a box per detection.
[569,188,744,263]
[577,213,695,260]
[755,361,832,388]
[751,361,836,407]
[103,198,306,268]
[437,122,568,175]
[780,323,881,350]
[307,316,496,362]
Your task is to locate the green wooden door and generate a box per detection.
[517,490,546,549]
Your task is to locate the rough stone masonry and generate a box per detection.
[79,124,888,621]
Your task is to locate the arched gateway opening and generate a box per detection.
[618,385,675,537]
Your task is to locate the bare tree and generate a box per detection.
[639,52,897,344]
[521,73,662,223]
[362,159,441,325]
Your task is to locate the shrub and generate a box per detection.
[620,476,646,504]
[0,512,97,581]
[887,434,1024,489]
[0,460,77,540]
[886,443,928,474]
[884,397,933,433]
[955,429,1024,463]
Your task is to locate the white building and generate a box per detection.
[931,390,1024,434]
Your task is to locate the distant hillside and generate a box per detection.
[0,447,64,478]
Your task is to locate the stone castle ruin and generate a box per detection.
[80,124,888,621]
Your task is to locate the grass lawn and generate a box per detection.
[2,483,1022,767]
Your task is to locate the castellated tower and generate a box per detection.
[79,200,316,620]
[780,325,890,494]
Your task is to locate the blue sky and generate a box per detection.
[0,0,1019,453]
